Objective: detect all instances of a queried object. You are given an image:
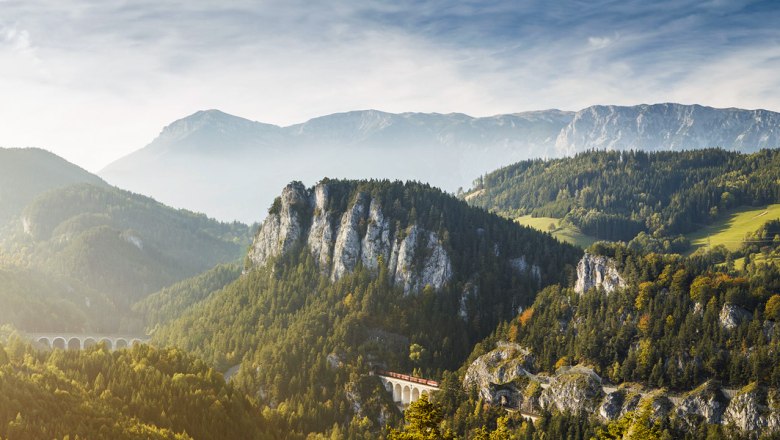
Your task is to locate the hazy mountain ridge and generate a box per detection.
[0,150,252,333]
[100,104,780,223]
[555,103,780,155]
[99,109,575,222]
[0,148,106,225]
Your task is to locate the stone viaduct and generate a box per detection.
[374,370,439,406]
[23,332,149,351]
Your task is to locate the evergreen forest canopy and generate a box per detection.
[4,147,780,438]
[465,149,780,248]
[0,336,276,439]
[149,179,581,436]
[0,148,252,333]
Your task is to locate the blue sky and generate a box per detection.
[1,0,779,169]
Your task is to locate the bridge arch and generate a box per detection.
[83,338,97,349]
[131,339,142,347]
[37,337,51,349]
[394,383,402,402]
[99,338,113,350]
[67,337,81,350]
[115,339,128,349]
[53,337,66,350]
[412,388,420,402]
[402,385,411,405]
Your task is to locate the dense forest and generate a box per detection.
[150,180,580,437]
[0,336,275,439]
[465,149,780,245]
[0,184,251,333]
[402,238,780,439]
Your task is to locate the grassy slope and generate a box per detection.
[514,215,596,249]
[686,204,780,253]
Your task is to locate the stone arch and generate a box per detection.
[394,383,402,402]
[67,337,81,350]
[412,387,420,402]
[83,338,97,349]
[37,337,51,349]
[402,385,411,405]
[115,339,128,349]
[53,337,66,350]
[131,339,142,347]
[384,381,393,393]
[100,338,113,350]
[421,389,429,397]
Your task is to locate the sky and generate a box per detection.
[1,0,779,171]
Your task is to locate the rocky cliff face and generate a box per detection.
[555,103,780,156]
[464,343,780,434]
[247,182,453,295]
[719,303,753,330]
[574,253,626,295]
[462,342,536,405]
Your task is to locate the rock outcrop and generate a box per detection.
[719,304,752,330]
[675,381,729,428]
[247,182,453,295]
[247,182,307,266]
[539,366,604,415]
[463,344,780,434]
[463,343,536,405]
[574,253,626,295]
[722,384,780,433]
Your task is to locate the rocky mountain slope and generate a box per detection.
[555,103,780,156]
[100,104,780,223]
[464,343,780,435]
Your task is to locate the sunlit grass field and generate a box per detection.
[514,215,596,249]
[686,204,780,253]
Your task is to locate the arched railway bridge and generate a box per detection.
[22,332,149,351]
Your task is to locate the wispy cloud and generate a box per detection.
[0,0,778,170]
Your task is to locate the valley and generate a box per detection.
[3,127,780,439]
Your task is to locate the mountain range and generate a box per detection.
[100,103,780,223]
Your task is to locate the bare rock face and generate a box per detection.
[331,193,368,280]
[361,198,392,271]
[308,184,334,270]
[539,366,604,415]
[247,181,308,267]
[676,381,728,428]
[599,388,642,421]
[389,225,452,295]
[574,253,625,295]
[722,384,780,433]
[719,304,752,330]
[247,182,453,294]
[463,342,536,406]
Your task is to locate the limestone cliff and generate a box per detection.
[463,343,780,434]
[247,182,453,294]
[574,252,626,295]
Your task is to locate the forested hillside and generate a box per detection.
[152,179,580,436]
[465,149,780,248]
[0,150,253,333]
[0,148,105,225]
[0,337,276,439]
[419,240,780,439]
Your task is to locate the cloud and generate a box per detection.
[0,0,778,170]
